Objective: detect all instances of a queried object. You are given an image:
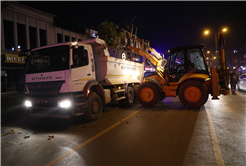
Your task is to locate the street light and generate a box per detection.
[204,30,209,35]
[203,28,228,68]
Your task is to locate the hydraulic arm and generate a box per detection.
[127,38,167,80]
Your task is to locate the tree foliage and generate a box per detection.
[97,20,124,49]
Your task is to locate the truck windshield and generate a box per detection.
[26,45,69,74]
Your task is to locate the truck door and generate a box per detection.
[71,46,93,92]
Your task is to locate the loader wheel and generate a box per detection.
[119,86,134,106]
[136,82,160,107]
[83,93,102,121]
[159,92,166,101]
[178,80,208,108]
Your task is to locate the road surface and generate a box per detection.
[1,90,245,166]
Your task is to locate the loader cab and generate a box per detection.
[168,44,209,82]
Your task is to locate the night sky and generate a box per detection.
[19,1,246,64]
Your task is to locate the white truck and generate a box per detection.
[21,38,144,121]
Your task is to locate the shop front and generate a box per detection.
[1,51,26,93]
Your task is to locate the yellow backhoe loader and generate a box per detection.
[127,34,230,108]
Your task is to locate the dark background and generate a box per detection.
[19,1,246,65]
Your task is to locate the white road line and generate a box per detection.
[206,109,225,166]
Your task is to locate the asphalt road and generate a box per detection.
[1,90,246,166]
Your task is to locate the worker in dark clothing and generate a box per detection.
[230,69,239,94]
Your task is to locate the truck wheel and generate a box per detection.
[83,93,102,122]
[178,80,208,108]
[136,82,160,107]
[119,86,134,106]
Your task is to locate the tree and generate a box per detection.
[97,20,124,51]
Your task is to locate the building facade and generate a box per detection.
[232,45,246,75]
[1,1,92,93]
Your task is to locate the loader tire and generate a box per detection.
[83,93,102,122]
[159,92,166,101]
[178,80,208,108]
[119,86,134,106]
[136,82,160,107]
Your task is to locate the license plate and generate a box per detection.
[37,99,48,104]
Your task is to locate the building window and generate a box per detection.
[4,20,14,51]
[78,38,82,42]
[65,35,70,42]
[29,26,37,49]
[72,37,76,42]
[17,23,27,51]
[57,33,63,43]
[40,29,47,46]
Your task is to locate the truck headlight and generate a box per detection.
[25,100,32,107]
[58,100,71,108]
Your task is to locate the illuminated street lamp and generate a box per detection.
[204,28,228,51]
[203,28,228,68]
[204,31,209,35]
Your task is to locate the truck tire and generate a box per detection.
[136,82,160,107]
[83,93,102,122]
[119,86,134,106]
[178,80,208,108]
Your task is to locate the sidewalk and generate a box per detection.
[1,91,26,114]
[1,91,24,98]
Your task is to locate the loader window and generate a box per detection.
[168,50,185,82]
[170,50,185,71]
[187,48,208,74]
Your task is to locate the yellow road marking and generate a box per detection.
[45,107,144,166]
[106,75,139,77]
[206,110,225,166]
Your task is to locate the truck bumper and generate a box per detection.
[25,93,86,119]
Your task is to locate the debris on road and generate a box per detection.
[9,129,15,134]
[155,115,159,117]
[48,135,54,140]
[33,131,38,134]
[24,135,30,139]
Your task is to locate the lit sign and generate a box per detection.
[3,54,25,64]
[121,53,126,60]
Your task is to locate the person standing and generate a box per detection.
[230,69,239,94]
